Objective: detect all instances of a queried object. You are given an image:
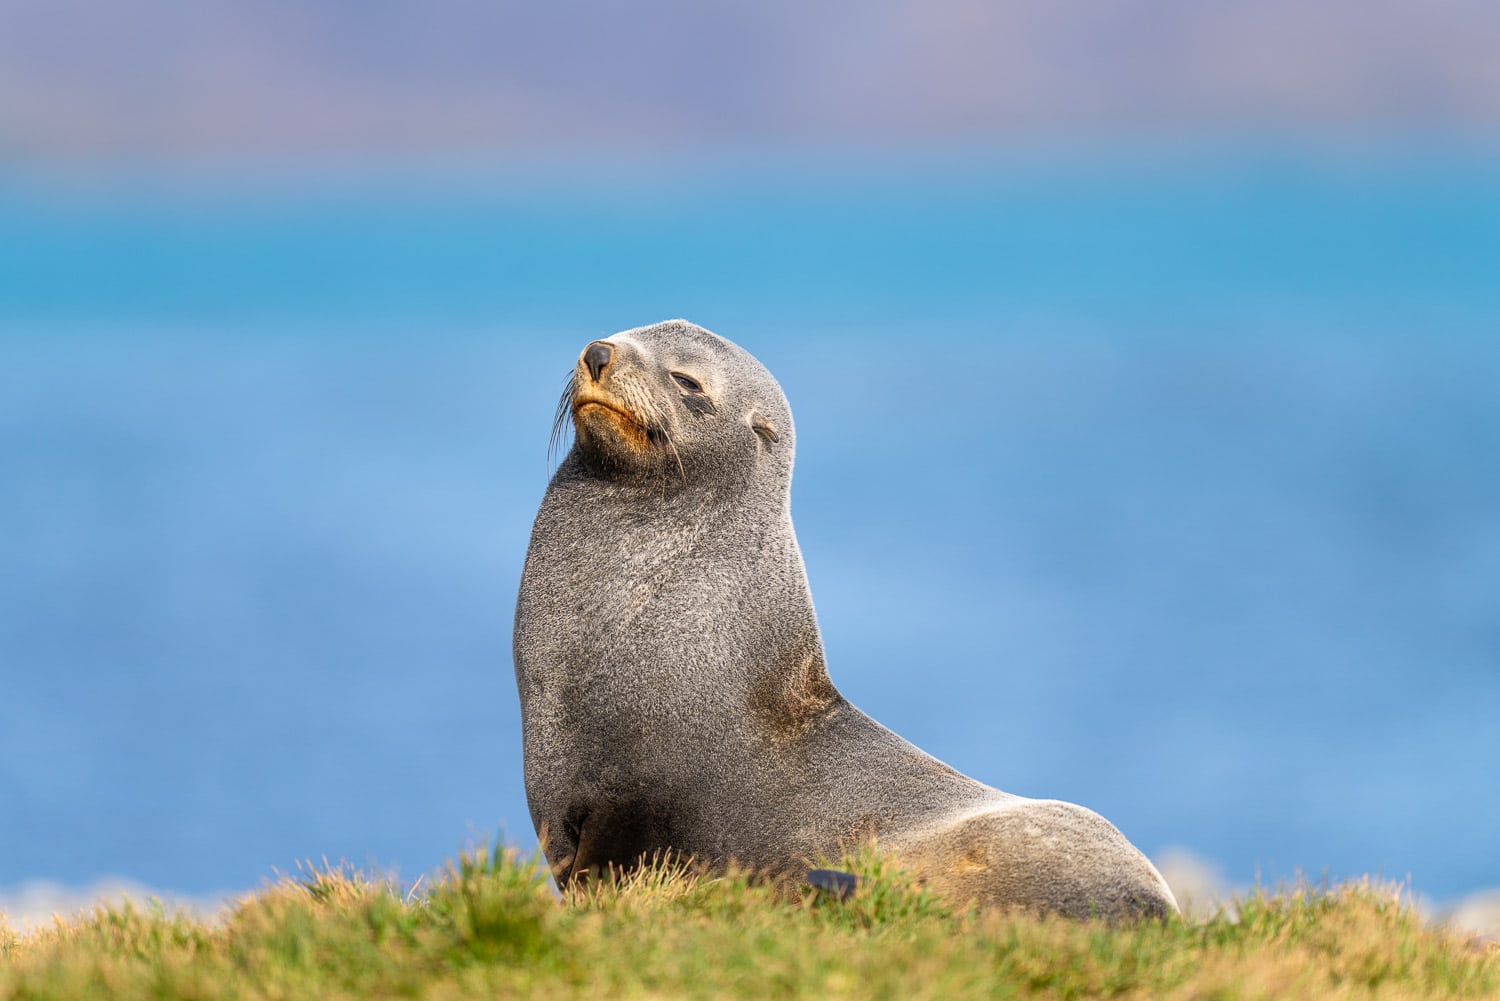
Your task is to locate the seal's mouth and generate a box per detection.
[573,398,635,422]
[572,391,642,426]
[571,391,652,452]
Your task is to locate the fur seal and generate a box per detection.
[513,319,1178,920]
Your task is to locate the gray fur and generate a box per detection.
[513,319,1178,920]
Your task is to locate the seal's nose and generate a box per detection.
[583,341,613,383]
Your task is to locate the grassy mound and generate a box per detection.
[2,846,1495,1000]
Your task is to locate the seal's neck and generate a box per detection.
[550,449,785,533]
[521,449,819,705]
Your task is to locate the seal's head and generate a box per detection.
[555,319,791,491]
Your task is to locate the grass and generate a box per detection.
[2,846,1496,1000]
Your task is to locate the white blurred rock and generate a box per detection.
[1152,846,1238,919]
[1441,888,1500,942]
[0,879,232,933]
[1149,849,1500,945]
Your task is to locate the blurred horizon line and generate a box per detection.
[7,135,1500,191]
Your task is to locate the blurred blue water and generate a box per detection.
[2,152,1498,900]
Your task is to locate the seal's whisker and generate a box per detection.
[659,424,685,485]
[642,390,686,484]
[662,425,686,484]
[547,372,576,474]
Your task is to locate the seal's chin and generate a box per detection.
[573,399,652,453]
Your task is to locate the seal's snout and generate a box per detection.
[583,341,614,382]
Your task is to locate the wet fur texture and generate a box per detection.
[513,319,1177,920]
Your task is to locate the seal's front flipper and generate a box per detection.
[806,868,858,901]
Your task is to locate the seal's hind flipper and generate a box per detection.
[806,868,858,901]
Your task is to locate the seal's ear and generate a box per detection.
[751,413,779,444]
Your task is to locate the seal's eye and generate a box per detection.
[671,372,703,394]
